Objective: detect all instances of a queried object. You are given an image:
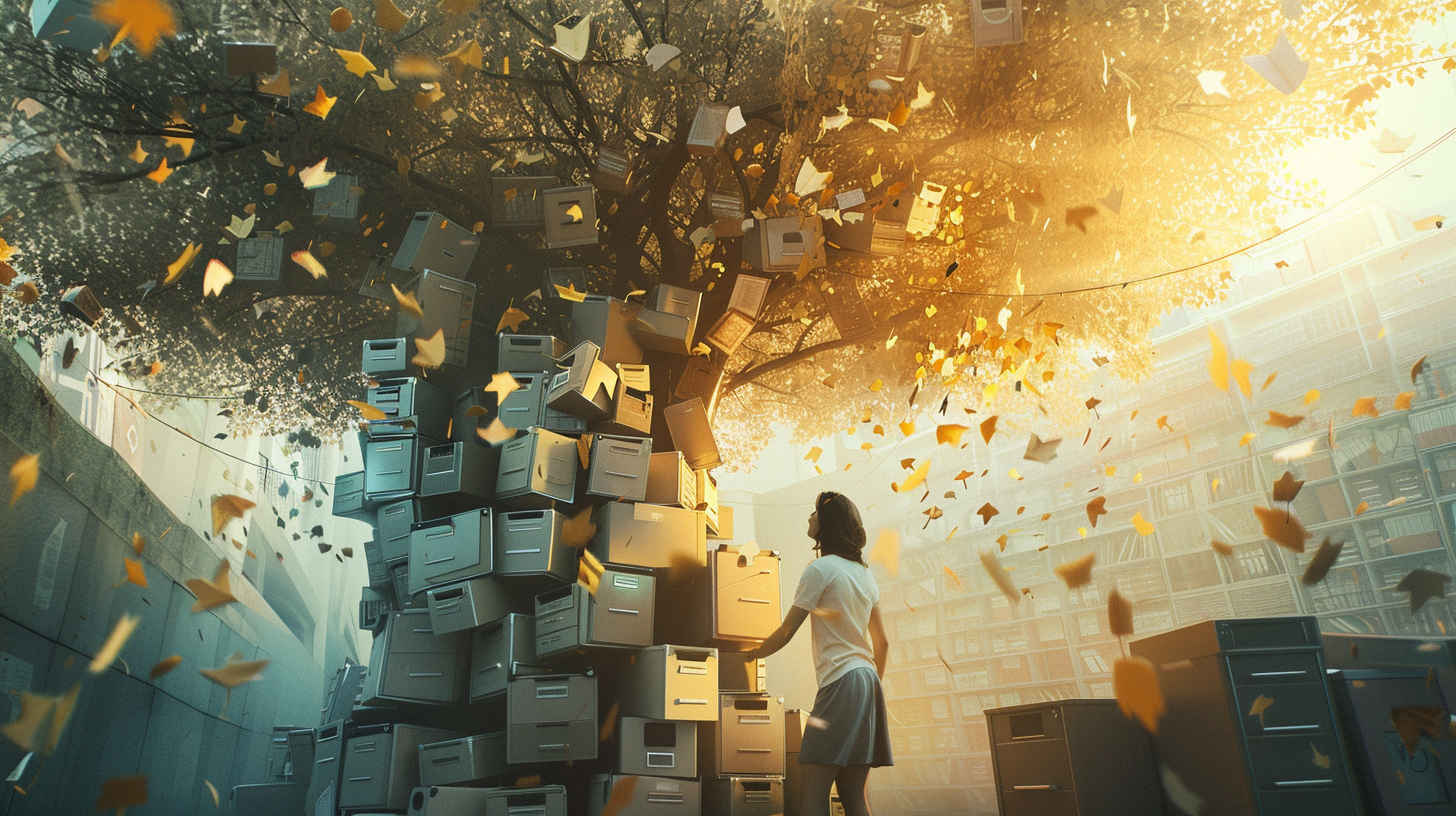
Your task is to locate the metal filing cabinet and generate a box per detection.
[470,614,538,702]
[360,586,392,631]
[542,185,600,248]
[496,428,579,508]
[663,398,722,471]
[703,694,784,776]
[686,550,780,648]
[321,660,368,724]
[302,720,347,816]
[1129,616,1359,816]
[590,502,706,570]
[507,673,599,764]
[362,338,410,378]
[363,529,392,593]
[399,270,475,368]
[406,784,491,815]
[286,727,316,784]
[635,308,695,356]
[365,436,440,504]
[378,498,448,567]
[391,211,481,279]
[340,723,458,812]
[534,567,656,656]
[589,774,702,816]
[361,609,468,707]
[420,441,498,505]
[495,509,576,582]
[392,563,422,609]
[619,718,698,779]
[266,725,301,779]
[572,296,645,368]
[985,699,1162,816]
[598,364,653,437]
[705,777,783,816]
[229,782,306,815]
[498,373,549,430]
[548,341,617,421]
[333,470,371,519]
[426,576,529,636]
[619,645,720,721]
[588,434,653,501]
[696,470,719,533]
[418,732,509,788]
[645,452,696,510]
[452,386,492,443]
[500,334,566,373]
[485,786,569,816]
[312,173,360,229]
[366,377,452,440]
[408,509,493,595]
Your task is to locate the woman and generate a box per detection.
[746,491,892,816]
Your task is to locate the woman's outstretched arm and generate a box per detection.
[746,605,810,661]
[868,604,889,679]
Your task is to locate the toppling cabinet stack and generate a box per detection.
[242,303,793,816]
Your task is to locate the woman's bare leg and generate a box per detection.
[835,764,872,816]
[800,762,840,816]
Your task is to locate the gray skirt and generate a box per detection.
[798,666,894,767]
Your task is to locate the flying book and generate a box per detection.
[1242,33,1308,95]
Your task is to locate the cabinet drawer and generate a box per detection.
[1227,652,1323,686]
[710,551,780,642]
[386,610,456,654]
[495,509,574,581]
[338,731,395,809]
[1246,734,1349,791]
[1233,682,1335,738]
[993,739,1074,792]
[506,720,598,764]
[998,788,1080,816]
[419,733,508,788]
[380,651,459,704]
[409,510,491,592]
[470,614,535,702]
[587,435,652,501]
[508,675,597,724]
[534,625,581,658]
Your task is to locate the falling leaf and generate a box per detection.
[1023,433,1061,464]
[1264,411,1305,429]
[128,141,148,163]
[374,0,410,32]
[1232,359,1254,398]
[561,506,596,548]
[1211,540,1234,556]
[1354,501,1369,516]
[980,415,998,444]
[298,158,336,189]
[1065,205,1098,233]
[942,566,962,589]
[291,250,327,279]
[1411,355,1428,383]
[598,700,620,744]
[146,157,173,183]
[92,0,177,58]
[335,48,377,77]
[371,70,397,91]
[200,654,269,689]
[897,421,915,437]
[1304,389,1320,405]
[1394,392,1415,411]
[1054,552,1095,589]
[303,85,337,119]
[1131,512,1155,536]
[1108,589,1134,636]
[347,400,385,420]
[1395,569,1451,614]
[805,447,823,463]
[94,775,149,812]
[1301,538,1343,586]
[9,452,39,506]
[0,683,79,755]
[130,532,145,556]
[210,494,255,536]
[1261,372,1278,391]
[892,459,930,493]
[1239,432,1258,447]
[186,560,238,613]
[391,284,423,319]
[596,774,639,816]
[554,283,587,302]
[1311,742,1330,770]
[1208,329,1229,392]
[1114,656,1165,735]
[412,329,446,369]
[201,260,233,297]
[1272,471,1304,503]
[1086,496,1108,527]
[90,614,140,674]
[1351,397,1379,418]
[1248,694,1275,728]
[868,529,900,577]
[979,550,1020,605]
[1390,706,1448,755]
[476,418,515,446]
[123,557,147,588]
[149,655,182,679]
[1254,506,1311,553]
[936,425,968,446]
[497,305,529,333]
[977,503,999,525]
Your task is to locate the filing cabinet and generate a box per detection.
[451,386,493,443]
[619,718,698,779]
[572,296,645,368]
[470,614,538,702]
[589,502,706,570]
[683,550,780,648]
[392,563,422,609]
[363,337,410,378]
[548,341,617,421]
[542,185,600,248]
[302,719,347,816]
[663,399,722,471]
[498,372,549,430]
[718,652,767,693]
[321,660,368,724]
[507,673,599,764]
[484,786,569,816]
[588,434,653,501]
[418,732,509,787]
[286,727,316,785]
[702,694,784,776]
[496,428,579,508]
[391,211,481,279]
[420,441,498,505]
[365,436,441,504]
[650,285,702,349]
[266,725,300,779]
[398,270,475,368]
[333,470,371,519]
[366,377,452,441]
[406,784,492,815]
[635,308,695,356]
[695,470,719,533]
[229,782,306,814]
[598,364,653,436]
[500,334,566,373]
[619,645,719,721]
[360,586,392,631]
[339,722,458,812]
[426,576,530,636]
[645,452,696,510]
[408,509,493,595]
[986,699,1161,816]
[534,566,656,656]
[378,498,450,566]
[1130,617,1359,816]
[542,404,589,434]
[361,609,468,707]
[495,509,576,582]
[589,774,702,816]
[707,506,734,541]
[364,530,392,591]
[705,776,783,816]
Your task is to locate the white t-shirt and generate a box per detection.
[792,554,880,688]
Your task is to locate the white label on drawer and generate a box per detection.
[613,574,639,588]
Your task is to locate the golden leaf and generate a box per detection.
[391,283,423,319]
[334,48,377,78]
[131,532,145,555]
[201,259,233,297]
[935,424,968,446]
[979,549,1020,605]
[303,85,337,119]
[9,452,39,506]
[371,70,398,91]
[977,503,999,524]
[1211,539,1234,556]
[1354,501,1369,516]
[980,415,998,444]
[1394,391,1415,411]
[149,655,182,679]
[1390,705,1448,755]
[1265,411,1304,428]
[553,283,587,302]
[1086,496,1107,527]
[1239,432,1258,447]
[1248,694,1275,727]
[892,459,929,493]
[442,39,483,78]
[92,0,177,58]
[597,774,639,816]
[1411,355,1428,383]
[187,560,238,613]
[1351,397,1379,418]
[576,434,592,470]
[0,683,80,755]
[412,328,446,369]
[942,565,963,589]
[869,378,883,392]
[484,371,521,401]
[291,250,327,279]
[868,529,900,577]
[205,779,220,809]
[1208,329,1229,392]
[123,556,147,588]
[374,0,410,32]
[1054,552,1095,589]
[210,494,255,536]
[1131,512,1155,536]
[1304,389,1320,404]
[1300,538,1343,586]
[1311,742,1331,770]
[90,613,140,674]
[598,700,620,744]
[128,140,148,163]
[898,421,915,437]
[476,418,515,446]
[1254,505,1311,553]
[200,654,269,689]
[1272,471,1304,503]
[146,157,173,183]
[298,158,335,189]
[256,70,291,97]
[1023,433,1061,464]
[1108,589,1134,636]
[561,505,597,548]
[347,400,385,421]
[805,447,823,463]
[1114,657,1165,735]
[497,305,529,333]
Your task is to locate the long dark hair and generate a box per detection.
[813,491,867,565]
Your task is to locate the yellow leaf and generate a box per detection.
[936,424,968,446]
[148,655,182,679]
[1086,496,1108,527]
[980,415,998,444]
[561,505,596,548]
[9,452,39,506]
[942,566,962,589]
[187,560,238,613]
[1351,397,1379,418]
[262,149,285,168]
[412,328,446,369]
[1239,432,1258,447]
[1108,589,1134,636]
[476,418,516,446]
[374,0,411,32]
[1211,539,1234,556]
[1304,389,1320,404]
[371,70,397,91]
[90,614,140,674]
[442,39,483,78]
[210,494,255,536]
[200,654,269,689]
[128,140,148,163]
[291,249,327,279]
[898,421,915,437]
[0,683,80,755]
[92,0,178,58]
[334,48,377,78]
[163,243,201,284]
[1311,742,1330,769]
[1265,411,1304,429]
[553,283,587,302]
[1208,329,1229,392]
[1232,359,1254,398]
[202,259,233,296]
[805,447,823,462]
[1394,391,1415,411]
[205,780,220,809]
[298,157,335,189]
[979,549,1020,605]
[868,529,900,577]
[123,557,148,588]
[484,371,521,401]
[1131,512,1155,536]
[147,156,174,183]
[892,459,930,493]
[497,305,529,333]
[347,400,385,420]
[1253,505,1311,553]
[1054,552,1095,589]
[869,378,883,391]
[391,283,423,319]
[1248,694,1275,727]
[303,85,337,119]
[1114,656,1165,735]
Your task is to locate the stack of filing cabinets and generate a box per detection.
[243,282,797,816]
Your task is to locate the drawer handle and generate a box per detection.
[538,743,566,751]
[738,715,773,724]
[354,741,377,751]
[347,776,373,782]
[316,756,337,764]
[412,628,433,634]
[507,548,544,555]
[604,470,640,478]
[607,607,640,615]
[677,665,707,676]
[431,756,461,765]
[738,598,771,604]
[507,807,547,816]
[647,794,684,804]
[540,635,562,646]
[479,663,503,673]
[1273,779,1333,787]
[536,685,569,699]
[436,601,461,613]
[738,748,773,753]
[503,466,528,476]
[1250,670,1307,677]
[1012,784,1059,791]
[425,529,454,540]
[424,555,456,565]
[1263,724,1320,732]
[409,672,444,678]
[674,698,708,705]
[646,752,676,768]
[381,468,404,476]
[744,794,771,803]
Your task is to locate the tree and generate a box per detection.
[0,0,1449,462]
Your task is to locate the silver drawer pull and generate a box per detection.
[412,628,433,634]
[744,794,771,803]
[536,684,569,699]
[424,555,456,565]
[408,672,444,678]
[674,698,708,705]
[738,748,773,753]
[507,807,546,816]
[347,776,373,782]
[1262,724,1320,731]
[538,743,566,751]
[431,756,461,764]
[479,663,503,673]
[608,607,640,614]
[507,548,543,555]
[316,756,337,764]
[381,468,403,476]
[436,602,461,613]
[677,665,707,676]
[503,466,528,476]
[647,794,685,804]
[604,470,640,478]
[1273,779,1333,787]
[425,528,454,539]
[738,598,771,604]
[1012,784,1059,791]
[1250,670,1307,677]
[354,741,377,751]
[738,715,772,724]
